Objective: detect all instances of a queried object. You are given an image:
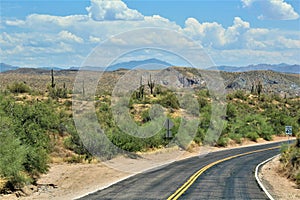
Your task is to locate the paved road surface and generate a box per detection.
[78,142,284,200]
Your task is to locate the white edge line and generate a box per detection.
[75,141,289,199]
[73,174,136,200]
[74,159,176,200]
[255,154,279,200]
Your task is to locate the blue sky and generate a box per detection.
[0,0,299,68]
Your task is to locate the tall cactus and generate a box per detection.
[257,81,263,96]
[148,74,155,95]
[136,76,144,100]
[51,69,55,88]
[139,76,144,99]
[251,83,255,94]
[82,80,85,96]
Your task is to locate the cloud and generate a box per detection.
[182,17,250,48]
[276,36,300,49]
[58,31,84,43]
[5,19,25,26]
[241,0,299,20]
[209,48,300,66]
[241,0,253,7]
[89,36,101,43]
[26,14,89,27]
[0,0,299,67]
[86,0,144,21]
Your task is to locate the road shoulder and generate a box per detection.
[259,156,300,200]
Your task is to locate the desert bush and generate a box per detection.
[226,103,237,120]
[216,136,229,147]
[157,92,180,109]
[63,121,92,156]
[0,92,64,190]
[245,132,259,142]
[0,130,29,190]
[234,90,247,101]
[141,109,151,123]
[7,82,31,93]
[280,140,300,187]
[229,133,242,144]
[48,87,68,99]
[198,96,208,109]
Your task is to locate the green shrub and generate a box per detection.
[158,92,179,109]
[7,82,31,93]
[234,90,247,101]
[0,93,63,190]
[246,132,259,142]
[0,131,29,190]
[216,136,229,147]
[63,123,91,156]
[280,141,300,187]
[198,96,208,109]
[229,133,242,144]
[226,103,237,120]
[296,172,300,187]
[141,109,151,123]
[48,87,68,99]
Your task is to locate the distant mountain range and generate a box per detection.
[0,63,19,72]
[1,60,299,74]
[207,63,300,74]
[76,58,172,71]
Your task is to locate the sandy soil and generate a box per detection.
[0,136,294,200]
[260,156,300,200]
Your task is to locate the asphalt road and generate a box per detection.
[78,141,285,200]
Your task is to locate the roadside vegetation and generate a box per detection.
[0,71,299,192]
[279,138,300,188]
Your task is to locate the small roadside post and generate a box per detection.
[285,126,292,145]
[164,118,174,139]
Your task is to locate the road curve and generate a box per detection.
[78,142,285,200]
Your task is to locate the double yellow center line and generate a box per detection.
[167,146,279,200]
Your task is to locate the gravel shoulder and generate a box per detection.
[259,155,300,200]
[0,136,294,200]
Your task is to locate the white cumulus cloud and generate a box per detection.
[1,0,299,67]
[241,0,299,20]
[183,17,250,48]
[89,36,101,43]
[58,31,84,43]
[86,0,144,21]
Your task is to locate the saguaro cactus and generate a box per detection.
[139,77,144,99]
[148,74,155,95]
[82,80,85,96]
[257,81,263,96]
[136,76,144,100]
[251,83,255,94]
[51,69,55,88]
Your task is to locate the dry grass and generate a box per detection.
[0,178,7,191]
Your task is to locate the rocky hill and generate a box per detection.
[208,63,300,74]
[169,67,300,97]
[1,67,299,97]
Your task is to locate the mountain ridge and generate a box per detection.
[1,60,299,74]
[208,63,300,74]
